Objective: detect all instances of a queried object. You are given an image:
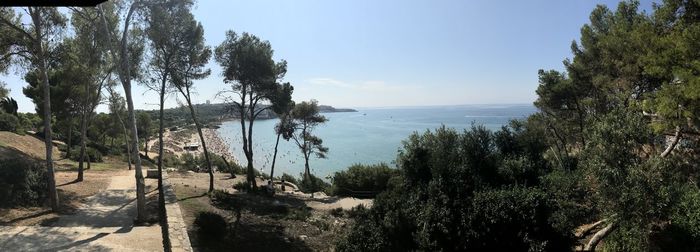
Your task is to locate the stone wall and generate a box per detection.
[162,171,193,252]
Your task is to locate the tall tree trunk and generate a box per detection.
[30,9,59,211]
[157,78,166,231]
[116,109,132,170]
[98,2,146,222]
[247,101,256,188]
[185,97,213,192]
[78,111,87,181]
[41,64,58,211]
[124,126,132,170]
[125,78,146,222]
[87,148,91,170]
[270,132,281,181]
[66,114,73,159]
[304,152,310,180]
[239,103,253,188]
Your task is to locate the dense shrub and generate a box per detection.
[0,153,48,207]
[467,187,571,251]
[161,152,182,168]
[87,142,111,156]
[233,181,249,192]
[219,159,245,177]
[336,125,573,251]
[69,147,103,162]
[279,173,299,186]
[179,152,233,173]
[0,113,19,132]
[331,163,398,197]
[286,207,312,221]
[208,154,227,172]
[181,153,198,171]
[299,173,330,194]
[194,211,228,240]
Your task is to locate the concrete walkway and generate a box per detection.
[0,170,163,251]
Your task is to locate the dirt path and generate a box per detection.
[0,170,163,251]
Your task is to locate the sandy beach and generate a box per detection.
[146,126,238,164]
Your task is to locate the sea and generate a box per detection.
[216,104,537,179]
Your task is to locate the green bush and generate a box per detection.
[0,113,19,132]
[286,207,312,221]
[181,153,199,171]
[329,207,344,217]
[336,126,573,251]
[194,211,228,240]
[0,153,48,207]
[345,204,368,219]
[69,147,103,162]
[331,163,398,197]
[217,155,243,176]
[280,173,299,186]
[299,173,330,194]
[233,181,249,192]
[161,152,182,168]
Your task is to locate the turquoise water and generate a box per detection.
[216,104,537,179]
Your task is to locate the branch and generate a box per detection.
[253,106,269,118]
[0,14,35,40]
[660,126,681,158]
[576,219,607,238]
[584,223,616,251]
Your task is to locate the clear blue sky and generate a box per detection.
[2,0,656,113]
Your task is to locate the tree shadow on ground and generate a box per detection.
[188,214,313,252]
[211,191,308,217]
[187,191,317,251]
[177,192,207,202]
[0,210,52,225]
[0,227,112,251]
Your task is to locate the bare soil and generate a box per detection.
[170,171,360,252]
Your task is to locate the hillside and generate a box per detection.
[140,103,356,128]
[0,131,61,160]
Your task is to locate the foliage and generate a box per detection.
[528,1,700,250]
[180,153,199,171]
[329,207,344,217]
[69,147,103,163]
[285,206,312,221]
[287,100,328,179]
[216,155,243,176]
[330,163,398,197]
[233,181,249,192]
[336,125,573,251]
[0,152,48,207]
[0,82,8,99]
[298,173,330,194]
[136,112,152,143]
[160,152,181,168]
[194,211,228,240]
[214,30,288,187]
[0,97,18,116]
[279,173,299,184]
[0,113,19,132]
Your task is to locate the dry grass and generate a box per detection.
[0,131,61,160]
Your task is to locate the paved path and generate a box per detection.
[0,170,163,252]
